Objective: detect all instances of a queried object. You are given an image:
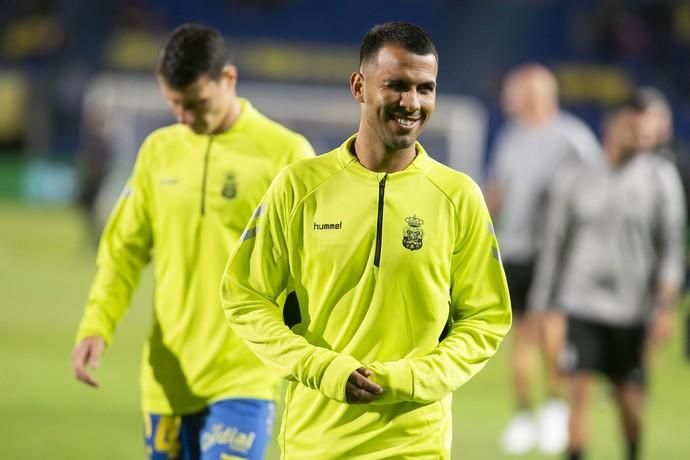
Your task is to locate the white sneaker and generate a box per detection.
[537,399,569,454]
[500,410,537,455]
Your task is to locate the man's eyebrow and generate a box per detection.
[383,79,436,87]
[182,97,207,107]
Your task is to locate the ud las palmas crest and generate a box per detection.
[222,173,237,198]
[402,214,424,250]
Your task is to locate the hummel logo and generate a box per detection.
[313,221,342,230]
[160,178,178,185]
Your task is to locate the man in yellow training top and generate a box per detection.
[71,23,314,460]
[221,21,512,459]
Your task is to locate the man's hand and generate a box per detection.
[345,367,383,404]
[72,336,105,388]
[648,306,675,349]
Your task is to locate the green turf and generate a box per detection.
[1,199,688,459]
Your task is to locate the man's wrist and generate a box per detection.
[321,355,363,403]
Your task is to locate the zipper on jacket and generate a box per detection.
[200,136,214,215]
[374,174,387,267]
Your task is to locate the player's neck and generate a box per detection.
[605,146,636,167]
[214,98,242,134]
[522,105,557,126]
[353,136,416,173]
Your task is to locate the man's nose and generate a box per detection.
[400,90,420,112]
[177,108,196,125]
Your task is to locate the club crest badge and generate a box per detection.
[402,214,424,251]
[221,173,237,199]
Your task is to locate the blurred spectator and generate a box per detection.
[529,105,686,460]
[74,107,112,245]
[1,0,65,158]
[0,72,28,153]
[0,0,65,62]
[636,87,690,362]
[485,63,600,456]
[635,87,690,211]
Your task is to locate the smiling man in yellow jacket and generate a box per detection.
[71,24,314,460]
[221,22,512,459]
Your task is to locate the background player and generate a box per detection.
[530,106,685,460]
[485,63,601,455]
[71,23,314,460]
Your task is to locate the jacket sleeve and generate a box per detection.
[220,169,362,403]
[368,181,512,404]
[653,159,687,297]
[527,168,577,312]
[75,138,154,345]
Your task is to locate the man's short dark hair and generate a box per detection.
[359,22,438,68]
[157,23,230,89]
[635,86,670,112]
[600,100,644,136]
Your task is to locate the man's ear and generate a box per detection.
[222,64,238,87]
[350,71,365,103]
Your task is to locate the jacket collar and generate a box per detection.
[336,133,430,180]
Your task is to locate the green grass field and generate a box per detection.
[1,199,689,459]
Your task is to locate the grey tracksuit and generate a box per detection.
[529,152,686,326]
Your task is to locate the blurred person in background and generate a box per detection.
[220,22,511,459]
[635,87,690,361]
[74,108,112,246]
[485,63,601,455]
[529,105,686,460]
[71,23,315,460]
[635,86,690,208]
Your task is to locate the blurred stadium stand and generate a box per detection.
[81,74,486,224]
[2,0,690,202]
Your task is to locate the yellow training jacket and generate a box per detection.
[221,135,512,459]
[76,99,315,414]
